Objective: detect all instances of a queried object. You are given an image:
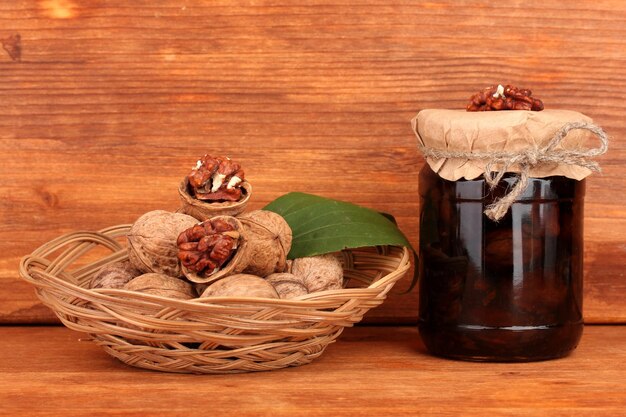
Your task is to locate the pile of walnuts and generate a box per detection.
[90,154,344,300]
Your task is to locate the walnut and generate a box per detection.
[177,217,240,276]
[484,228,544,273]
[127,210,198,277]
[265,273,308,299]
[200,274,279,298]
[238,210,292,276]
[90,259,141,289]
[178,154,251,220]
[467,84,544,112]
[188,155,245,201]
[290,254,344,293]
[123,273,197,299]
[179,211,292,284]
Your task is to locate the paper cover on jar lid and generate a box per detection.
[413,109,595,181]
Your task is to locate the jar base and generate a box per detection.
[418,320,584,363]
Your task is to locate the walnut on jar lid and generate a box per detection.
[178,154,252,221]
[467,84,544,112]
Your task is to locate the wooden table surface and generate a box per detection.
[1,325,625,416]
[2,0,626,326]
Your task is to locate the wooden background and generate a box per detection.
[1,0,624,324]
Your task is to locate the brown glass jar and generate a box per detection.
[418,165,584,362]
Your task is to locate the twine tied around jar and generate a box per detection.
[413,121,609,221]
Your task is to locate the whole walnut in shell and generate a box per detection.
[238,210,292,277]
[200,274,279,299]
[123,273,197,300]
[265,273,308,299]
[291,254,344,293]
[127,210,198,277]
[179,210,292,284]
[90,259,141,289]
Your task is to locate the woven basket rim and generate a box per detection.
[19,225,411,307]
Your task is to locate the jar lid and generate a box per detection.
[413,109,595,182]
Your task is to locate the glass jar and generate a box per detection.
[418,165,584,362]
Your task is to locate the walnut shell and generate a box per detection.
[238,210,292,277]
[182,211,292,285]
[123,273,197,300]
[265,273,308,299]
[127,210,198,277]
[200,273,279,298]
[181,215,246,284]
[90,259,141,289]
[178,177,252,221]
[290,254,344,293]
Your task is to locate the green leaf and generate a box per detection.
[264,192,412,259]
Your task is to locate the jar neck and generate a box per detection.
[419,165,585,202]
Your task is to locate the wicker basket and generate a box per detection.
[19,224,411,374]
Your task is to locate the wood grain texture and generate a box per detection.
[1,325,625,416]
[1,1,625,324]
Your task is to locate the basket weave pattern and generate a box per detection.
[19,225,411,374]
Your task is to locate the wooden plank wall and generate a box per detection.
[1,1,624,324]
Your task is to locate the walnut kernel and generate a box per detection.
[180,211,292,285]
[177,217,240,276]
[467,84,544,112]
[178,154,251,220]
